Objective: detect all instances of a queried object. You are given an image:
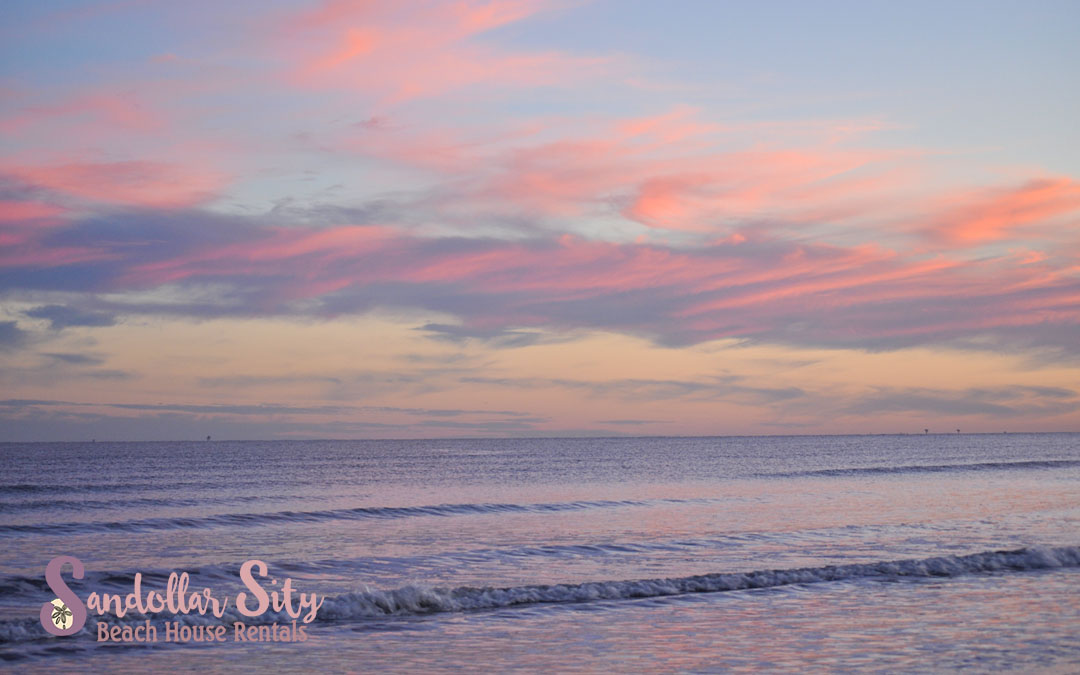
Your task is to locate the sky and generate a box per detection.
[1,0,1078,441]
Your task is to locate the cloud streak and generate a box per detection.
[279,0,607,104]
[2,201,1077,354]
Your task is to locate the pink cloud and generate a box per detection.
[0,199,118,267]
[279,0,607,103]
[487,136,901,231]
[1,1,1075,356]
[0,200,66,223]
[122,224,395,287]
[7,161,225,208]
[614,105,723,144]
[1,189,1076,353]
[623,174,723,232]
[340,103,914,233]
[0,200,71,250]
[929,177,1080,244]
[0,91,165,147]
[0,243,115,268]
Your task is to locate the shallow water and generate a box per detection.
[1,433,1078,672]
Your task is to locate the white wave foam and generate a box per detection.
[317,545,1080,619]
[3,545,1076,644]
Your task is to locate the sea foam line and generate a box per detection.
[2,545,1076,645]
[767,459,1080,479]
[316,545,1080,618]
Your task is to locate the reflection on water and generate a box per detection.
[1,433,1077,671]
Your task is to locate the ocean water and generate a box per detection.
[1,434,1078,673]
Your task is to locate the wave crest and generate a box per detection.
[2,545,1075,645]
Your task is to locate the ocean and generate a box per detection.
[1,434,1078,672]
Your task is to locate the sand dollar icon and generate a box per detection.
[50,599,73,630]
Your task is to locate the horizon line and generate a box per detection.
[3,430,1078,445]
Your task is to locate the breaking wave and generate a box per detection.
[2,545,1076,644]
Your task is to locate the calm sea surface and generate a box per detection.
[1,434,1078,672]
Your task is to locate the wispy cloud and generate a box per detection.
[927,178,1080,245]
[2,204,1076,355]
[844,386,1080,419]
[25,305,116,330]
[279,0,608,104]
